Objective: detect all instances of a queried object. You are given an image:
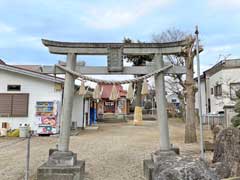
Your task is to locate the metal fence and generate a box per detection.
[202,114,225,128]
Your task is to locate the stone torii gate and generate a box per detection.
[37,39,189,180]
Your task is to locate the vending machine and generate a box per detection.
[36,101,60,135]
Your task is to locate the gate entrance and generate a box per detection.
[37,38,191,180]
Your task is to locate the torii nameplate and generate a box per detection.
[107,46,123,72]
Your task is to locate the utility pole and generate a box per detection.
[195,25,204,160]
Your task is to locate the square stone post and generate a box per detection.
[59,53,76,152]
[154,54,170,151]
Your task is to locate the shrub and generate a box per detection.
[231,90,240,128]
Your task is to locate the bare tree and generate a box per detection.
[123,38,153,107]
[153,29,186,119]
[165,76,185,118]
[153,28,203,143]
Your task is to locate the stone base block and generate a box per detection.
[143,159,154,180]
[151,148,179,163]
[37,160,85,180]
[144,149,180,180]
[171,147,180,155]
[49,148,58,156]
[47,151,77,166]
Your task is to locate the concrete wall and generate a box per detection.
[0,69,62,131]
[84,99,90,127]
[72,95,84,128]
[195,79,207,115]
[71,95,91,128]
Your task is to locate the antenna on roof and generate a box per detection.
[216,54,232,64]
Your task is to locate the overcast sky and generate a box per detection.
[0,0,240,73]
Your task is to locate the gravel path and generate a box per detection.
[0,119,212,180]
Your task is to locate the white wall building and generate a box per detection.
[166,93,180,104]
[0,63,63,132]
[195,59,240,124]
[0,61,90,133]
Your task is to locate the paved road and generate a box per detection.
[0,120,211,180]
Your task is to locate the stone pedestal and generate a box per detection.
[144,150,177,180]
[37,150,85,180]
[143,149,219,180]
[47,151,77,166]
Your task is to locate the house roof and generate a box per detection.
[194,74,205,81]
[204,59,240,77]
[0,62,64,84]
[195,59,240,80]
[99,84,127,99]
[13,65,43,72]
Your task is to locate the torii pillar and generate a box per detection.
[154,54,170,151]
[37,53,85,180]
[59,53,76,152]
[143,54,173,180]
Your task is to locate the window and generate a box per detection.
[211,88,214,95]
[7,85,21,91]
[208,98,211,113]
[214,84,222,96]
[171,99,177,103]
[0,93,29,117]
[230,83,240,99]
[104,101,115,113]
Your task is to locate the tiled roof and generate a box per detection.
[99,84,127,99]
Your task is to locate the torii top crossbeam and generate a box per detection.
[42,39,189,55]
[41,39,189,74]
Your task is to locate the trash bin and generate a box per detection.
[0,128,7,136]
[19,124,29,138]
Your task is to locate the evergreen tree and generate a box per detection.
[231,90,240,127]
